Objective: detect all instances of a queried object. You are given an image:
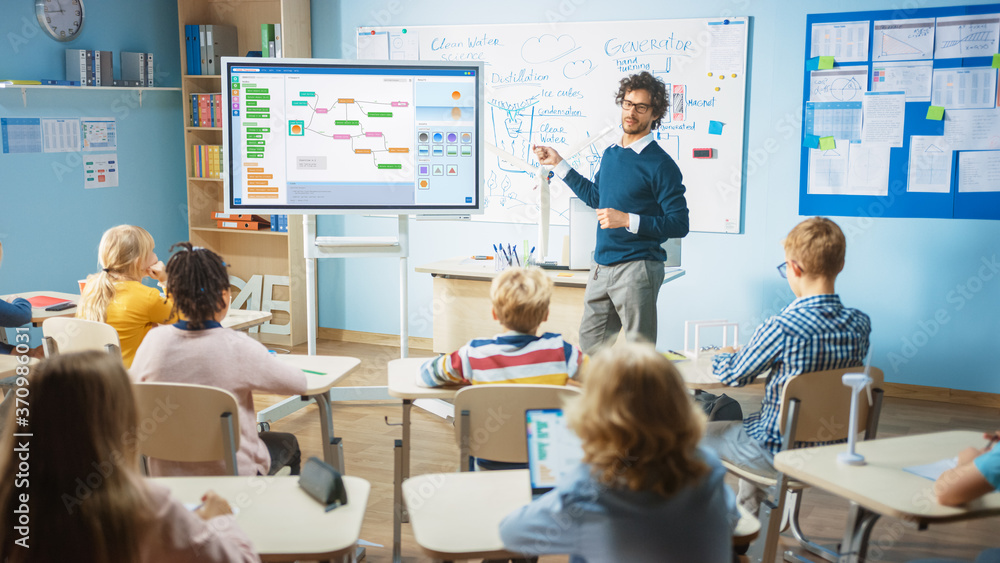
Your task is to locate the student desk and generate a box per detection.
[774,430,1000,563]
[152,475,370,562]
[221,308,272,331]
[0,291,79,326]
[415,257,685,353]
[270,355,361,474]
[402,470,760,562]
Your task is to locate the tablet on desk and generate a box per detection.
[26,295,71,309]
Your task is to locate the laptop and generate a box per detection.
[525,408,585,497]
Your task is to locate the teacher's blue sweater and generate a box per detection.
[562,141,688,265]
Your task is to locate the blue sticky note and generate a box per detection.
[709,120,724,135]
[804,135,821,149]
[806,57,820,71]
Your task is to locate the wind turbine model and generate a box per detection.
[486,124,616,262]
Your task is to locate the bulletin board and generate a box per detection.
[361,17,750,233]
[799,4,1000,221]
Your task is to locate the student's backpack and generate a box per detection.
[693,389,744,422]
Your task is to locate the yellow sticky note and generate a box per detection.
[927,105,945,120]
[993,53,1000,68]
[818,56,835,70]
[819,136,836,150]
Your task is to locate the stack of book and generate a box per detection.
[191,145,223,179]
[185,25,239,75]
[190,93,223,127]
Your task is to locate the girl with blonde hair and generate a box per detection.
[500,341,737,562]
[0,351,258,562]
[77,225,176,367]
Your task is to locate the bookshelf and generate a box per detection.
[177,0,311,346]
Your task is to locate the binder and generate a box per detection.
[121,52,144,85]
[261,24,275,57]
[65,49,88,84]
[274,24,282,57]
[205,26,215,75]
[192,25,201,75]
[212,213,255,220]
[208,25,238,75]
[97,51,113,87]
[94,49,101,86]
[217,220,267,231]
[185,25,195,74]
[145,53,154,86]
[199,26,207,75]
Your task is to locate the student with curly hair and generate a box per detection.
[0,351,257,562]
[534,71,689,353]
[131,243,306,477]
[499,342,737,562]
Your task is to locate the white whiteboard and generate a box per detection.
[360,17,748,233]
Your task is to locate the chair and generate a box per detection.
[41,317,121,359]
[133,382,241,476]
[729,367,885,563]
[453,384,582,471]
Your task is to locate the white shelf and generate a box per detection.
[0,83,182,107]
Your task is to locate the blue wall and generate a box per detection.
[0,1,187,344]
[315,0,1000,394]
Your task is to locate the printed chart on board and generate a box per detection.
[361,18,749,233]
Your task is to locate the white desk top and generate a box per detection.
[0,355,37,382]
[416,257,685,288]
[774,430,1000,524]
[403,469,532,559]
[387,354,726,399]
[275,355,361,395]
[1,291,79,325]
[152,475,369,561]
[221,308,272,331]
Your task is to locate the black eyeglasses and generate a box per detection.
[777,261,805,279]
[621,100,651,114]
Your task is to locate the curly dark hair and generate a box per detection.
[614,71,670,130]
[165,242,229,330]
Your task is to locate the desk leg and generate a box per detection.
[838,502,879,563]
[313,392,345,473]
[393,439,403,563]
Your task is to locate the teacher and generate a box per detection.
[534,71,689,354]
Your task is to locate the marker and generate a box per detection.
[471,255,493,260]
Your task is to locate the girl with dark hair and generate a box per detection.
[131,243,306,477]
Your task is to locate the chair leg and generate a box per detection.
[393,439,403,563]
[459,409,471,472]
[746,478,788,563]
[786,489,838,562]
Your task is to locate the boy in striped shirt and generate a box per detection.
[418,266,584,388]
[702,217,871,514]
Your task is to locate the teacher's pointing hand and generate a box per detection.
[533,145,563,166]
[596,208,629,230]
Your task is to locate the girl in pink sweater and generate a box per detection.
[131,243,306,477]
[0,351,258,563]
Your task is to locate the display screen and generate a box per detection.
[223,58,483,214]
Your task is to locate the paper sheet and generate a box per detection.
[943,108,1000,150]
[932,68,998,110]
[810,68,867,103]
[1,117,42,154]
[805,101,863,142]
[807,141,850,195]
[862,92,905,147]
[848,142,891,196]
[42,118,81,153]
[871,61,933,102]
[959,150,1000,193]
[935,14,1000,59]
[84,153,119,189]
[902,457,957,481]
[81,118,117,151]
[708,19,747,74]
[357,30,390,60]
[908,136,953,193]
[872,18,935,61]
[811,21,870,62]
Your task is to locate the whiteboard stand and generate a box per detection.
[256,214,408,424]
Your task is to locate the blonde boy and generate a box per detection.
[703,217,871,512]
[417,266,584,387]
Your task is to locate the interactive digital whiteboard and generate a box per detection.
[361,18,750,233]
[222,57,485,215]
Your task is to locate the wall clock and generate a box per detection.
[35,0,84,42]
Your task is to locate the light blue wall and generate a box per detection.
[314,0,1000,394]
[0,0,186,343]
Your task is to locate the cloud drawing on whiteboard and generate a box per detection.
[563,59,594,79]
[521,34,580,63]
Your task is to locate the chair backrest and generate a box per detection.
[778,366,885,446]
[41,317,121,359]
[133,382,240,475]
[453,384,581,467]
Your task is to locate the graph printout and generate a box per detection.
[935,14,1000,59]
[872,18,935,61]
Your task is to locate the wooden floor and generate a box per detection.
[254,339,1000,563]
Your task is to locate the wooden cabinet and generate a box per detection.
[176,0,311,346]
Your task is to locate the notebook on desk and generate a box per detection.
[526,408,584,497]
